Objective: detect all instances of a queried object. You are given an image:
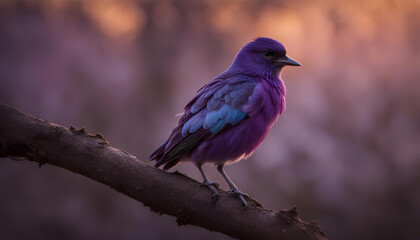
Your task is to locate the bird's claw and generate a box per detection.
[199,181,219,204]
[228,188,250,207]
[228,188,250,198]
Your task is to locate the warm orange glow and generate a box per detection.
[254,8,305,51]
[82,0,146,41]
[206,1,250,34]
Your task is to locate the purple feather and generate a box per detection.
[149,37,300,206]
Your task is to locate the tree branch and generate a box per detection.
[0,104,327,240]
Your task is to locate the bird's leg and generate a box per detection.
[217,164,249,207]
[197,164,219,203]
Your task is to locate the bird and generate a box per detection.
[150,37,301,207]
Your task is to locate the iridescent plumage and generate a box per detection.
[150,37,300,206]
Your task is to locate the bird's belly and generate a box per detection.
[190,115,274,165]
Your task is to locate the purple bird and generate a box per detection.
[150,37,300,206]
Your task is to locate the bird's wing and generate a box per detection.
[183,76,257,135]
[151,75,260,169]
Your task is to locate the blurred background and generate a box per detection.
[1,0,420,239]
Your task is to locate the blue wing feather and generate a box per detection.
[217,104,230,118]
[203,111,219,129]
[154,75,258,168]
[189,118,204,133]
[187,76,257,134]
[210,119,225,133]
[225,108,246,125]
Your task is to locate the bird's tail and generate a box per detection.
[150,128,208,170]
[150,139,184,169]
[149,139,168,164]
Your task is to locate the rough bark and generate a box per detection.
[0,104,327,240]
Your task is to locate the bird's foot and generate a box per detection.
[199,181,219,203]
[228,187,250,207]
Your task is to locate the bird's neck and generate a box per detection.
[222,62,283,83]
[219,65,286,118]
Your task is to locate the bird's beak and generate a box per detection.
[275,55,301,66]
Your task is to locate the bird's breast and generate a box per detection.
[248,79,285,124]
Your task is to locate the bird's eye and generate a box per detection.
[263,51,273,58]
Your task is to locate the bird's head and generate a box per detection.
[229,37,301,77]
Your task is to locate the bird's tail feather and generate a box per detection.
[150,138,184,169]
[149,139,168,162]
[150,128,210,170]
